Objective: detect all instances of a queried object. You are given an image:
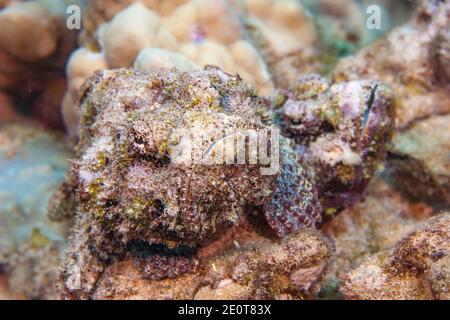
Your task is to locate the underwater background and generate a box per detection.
[0,0,448,300]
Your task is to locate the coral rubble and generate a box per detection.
[388,115,450,206]
[321,177,434,298]
[341,213,450,300]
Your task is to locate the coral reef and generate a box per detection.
[274,73,395,213]
[333,0,450,130]
[0,124,72,299]
[89,218,333,300]
[320,177,434,298]
[387,115,450,205]
[57,67,324,299]
[62,0,335,135]
[82,0,317,89]
[0,0,447,301]
[230,0,318,88]
[341,213,450,300]
[63,0,283,135]
[0,0,80,128]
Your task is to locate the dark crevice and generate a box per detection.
[362,84,378,131]
[153,199,165,216]
[127,239,197,259]
[137,153,171,167]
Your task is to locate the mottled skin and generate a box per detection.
[262,139,322,238]
[74,67,280,243]
[274,74,395,213]
[56,67,321,299]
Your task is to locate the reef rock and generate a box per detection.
[333,0,450,130]
[341,213,450,300]
[387,115,450,206]
[90,218,333,300]
[321,177,434,298]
